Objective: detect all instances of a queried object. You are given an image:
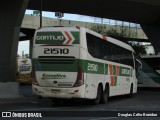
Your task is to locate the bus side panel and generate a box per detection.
[107,63,134,96]
[84,55,105,99]
[85,73,97,99]
[107,64,122,96]
[119,67,134,95]
[78,48,97,99]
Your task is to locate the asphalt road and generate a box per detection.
[0,84,160,120]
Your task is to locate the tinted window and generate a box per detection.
[86,33,134,68]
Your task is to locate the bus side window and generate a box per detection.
[86,33,96,57]
[102,41,112,61]
[95,38,103,59]
[86,33,104,59]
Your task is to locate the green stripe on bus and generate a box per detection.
[32,59,132,77]
[84,60,104,74]
[113,65,116,75]
[32,59,78,72]
[114,76,117,86]
[119,67,131,77]
[105,64,108,75]
[71,32,80,44]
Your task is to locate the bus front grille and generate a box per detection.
[38,56,76,64]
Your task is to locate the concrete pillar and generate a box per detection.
[141,24,160,54]
[0,0,29,98]
[0,0,29,82]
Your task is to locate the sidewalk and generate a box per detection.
[0,84,38,104]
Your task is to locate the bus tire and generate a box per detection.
[101,85,109,104]
[92,85,102,105]
[127,84,133,98]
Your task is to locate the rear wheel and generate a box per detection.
[92,85,102,105]
[101,85,109,104]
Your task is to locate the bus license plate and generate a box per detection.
[51,89,60,94]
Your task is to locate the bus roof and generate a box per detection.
[36,26,135,53]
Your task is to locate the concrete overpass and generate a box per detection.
[27,0,160,54]
[21,14,148,58]
[0,0,160,97]
[20,14,147,40]
[27,0,160,25]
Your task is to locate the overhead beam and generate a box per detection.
[27,0,160,25]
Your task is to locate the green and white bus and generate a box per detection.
[32,26,137,104]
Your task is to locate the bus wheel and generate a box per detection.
[127,84,133,98]
[92,85,102,105]
[101,85,109,104]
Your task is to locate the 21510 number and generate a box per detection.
[44,48,69,54]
